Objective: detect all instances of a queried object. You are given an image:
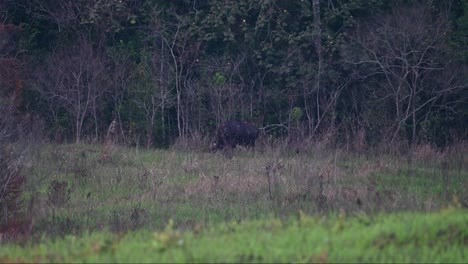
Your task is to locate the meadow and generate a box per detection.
[2,209,467,262]
[1,140,467,262]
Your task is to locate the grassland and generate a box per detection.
[1,140,467,262]
[1,208,467,262]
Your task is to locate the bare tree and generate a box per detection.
[36,35,110,143]
[311,0,323,133]
[25,0,81,31]
[165,20,200,140]
[204,56,247,124]
[131,56,174,149]
[0,5,25,142]
[347,3,464,144]
[0,5,28,231]
[107,51,135,145]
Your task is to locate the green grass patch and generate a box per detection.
[2,209,467,263]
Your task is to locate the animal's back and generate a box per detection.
[211,120,259,151]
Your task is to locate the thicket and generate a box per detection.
[0,0,466,149]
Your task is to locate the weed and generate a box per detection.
[130,203,149,230]
[109,209,127,233]
[46,180,71,208]
[0,145,25,224]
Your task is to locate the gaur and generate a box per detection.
[210,120,259,152]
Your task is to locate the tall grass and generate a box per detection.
[5,140,468,242]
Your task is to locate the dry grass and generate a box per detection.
[410,144,447,162]
[8,139,466,241]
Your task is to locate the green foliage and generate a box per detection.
[212,72,226,85]
[152,219,184,251]
[290,107,303,123]
[1,209,467,262]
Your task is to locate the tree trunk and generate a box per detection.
[312,0,322,134]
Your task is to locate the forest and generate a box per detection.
[0,0,466,149]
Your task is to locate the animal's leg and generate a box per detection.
[222,137,233,151]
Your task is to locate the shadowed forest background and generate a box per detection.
[1,0,466,149]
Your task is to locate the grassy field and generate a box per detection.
[1,141,467,261]
[1,208,467,262]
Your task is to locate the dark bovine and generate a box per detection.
[210,120,259,152]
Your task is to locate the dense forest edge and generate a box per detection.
[0,0,467,252]
[1,0,467,148]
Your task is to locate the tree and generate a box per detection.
[1,0,466,147]
[0,3,25,141]
[311,0,323,132]
[129,52,175,149]
[346,2,465,144]
[204,56,248,124]
[35,35,110,143]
